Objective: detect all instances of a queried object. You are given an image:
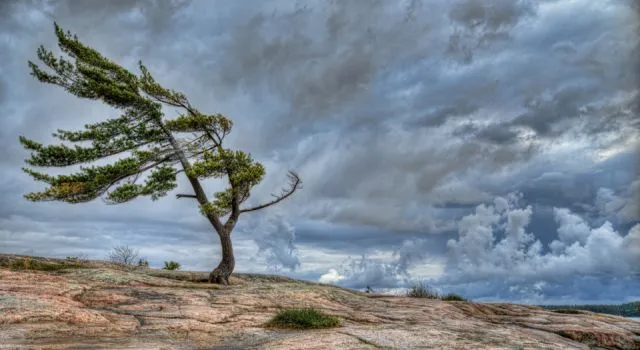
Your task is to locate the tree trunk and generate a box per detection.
[208,231,235,285]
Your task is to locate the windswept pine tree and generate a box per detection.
[19,23,302,284]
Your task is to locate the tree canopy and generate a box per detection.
[20,23,301,233]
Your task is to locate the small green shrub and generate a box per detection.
[406,282,440,299]
[137,258,149,268]
[441,293,467,301]
[163,260,181,270]
[264,308,341,329]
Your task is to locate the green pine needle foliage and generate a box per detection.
[18,22,290,219]
[163,260,181,270]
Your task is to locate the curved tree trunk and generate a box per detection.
[208,231,235,285]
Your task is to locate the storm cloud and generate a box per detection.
[0,0,638,303]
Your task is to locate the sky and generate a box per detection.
[0,0,638,305]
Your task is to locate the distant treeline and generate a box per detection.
[539,301,640,317]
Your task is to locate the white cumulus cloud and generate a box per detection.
[319,268,345,284]
[439,192,640,301]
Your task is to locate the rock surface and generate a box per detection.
[1,254,639,349]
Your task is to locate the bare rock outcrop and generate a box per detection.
[0,254,639,349]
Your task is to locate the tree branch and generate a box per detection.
[176,194,197,199]
[99,156,181,204]
[239,171,302,213]
[223,193,240,232]
[155,120,225,234]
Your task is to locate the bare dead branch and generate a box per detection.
[107,245,139,266]
[239,171,302,213]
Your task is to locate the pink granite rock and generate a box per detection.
[0,254,638,349]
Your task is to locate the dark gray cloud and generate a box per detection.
[474,124,520,144]
[597,179,640,224]
[405,103,479,128]
[0,76,6,106]
[512,85,594,137]
[446,0,538,64]
[0,0,638,303]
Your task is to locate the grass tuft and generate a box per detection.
[264,307,341,329]
[405,282,469,301]
[441,293,467,302]
[406,282,440,299]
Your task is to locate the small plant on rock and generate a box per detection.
[22,256,32,270]
[441,293,467,301]
[406,281,440,299]
[264,308,341,329]
[163,260,181,270]
[137,258,150,268]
